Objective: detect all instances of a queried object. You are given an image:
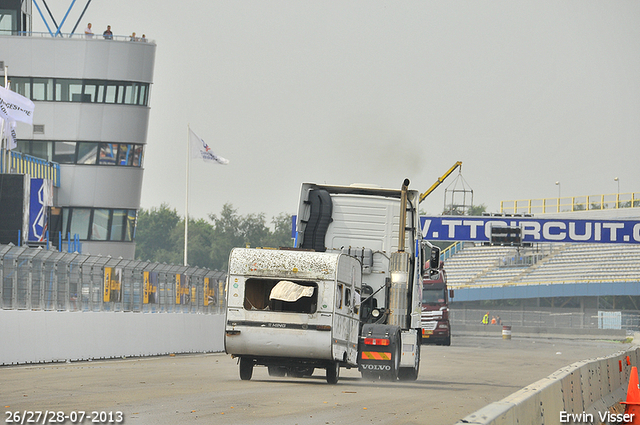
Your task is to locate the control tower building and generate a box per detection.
[0,2,156,258]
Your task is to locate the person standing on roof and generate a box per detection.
[103,25,113,40]
[84,23,93,38]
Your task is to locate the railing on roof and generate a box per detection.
[1,150,60,187]
[440,240,464,263]
[500,192,640,214]
[5,31,155,44]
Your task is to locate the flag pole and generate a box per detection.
[184,124,189,266]
[1,66,7,174]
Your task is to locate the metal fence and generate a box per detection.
[0,244,226,314]
[452,308,640,331]
[1,150,61,187]
[7,31,156,44]
[500,191,640,214]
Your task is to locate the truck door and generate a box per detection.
[331,260,361,367]
[343,280,356,365]
[332,282,347,362]
[347,264,360,365]
[332,277,356,365]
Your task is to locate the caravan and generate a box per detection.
[225,248,361,384]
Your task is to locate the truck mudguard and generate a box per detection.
[300,189,332,252]
[358,323,402,380]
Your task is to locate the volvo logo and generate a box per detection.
[361,364,391,371]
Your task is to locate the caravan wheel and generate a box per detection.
[239,357,253,381]
[326,362,340,384]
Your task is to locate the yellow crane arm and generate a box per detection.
[419,161,462,203]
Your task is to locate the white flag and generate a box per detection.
[0,85,35,125]
[189,128,229,165]
[3,120,18,149]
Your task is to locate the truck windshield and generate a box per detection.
[422,288,445,305]
[244,278,318,314]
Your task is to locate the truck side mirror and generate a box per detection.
[430,246,440,270]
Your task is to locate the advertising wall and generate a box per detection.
[421,216,640,244]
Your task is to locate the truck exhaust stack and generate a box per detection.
[388,178,411,328]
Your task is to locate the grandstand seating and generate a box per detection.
[443,244,521,286]
[444,243,640,287]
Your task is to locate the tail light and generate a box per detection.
[364,338,390,346]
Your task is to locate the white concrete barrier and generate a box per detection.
[0,310,225,365]
[455,347,640,425]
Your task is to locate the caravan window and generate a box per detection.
[243,278,317,314]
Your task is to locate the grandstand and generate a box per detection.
[444,243,640,288]
[437,191,640,331]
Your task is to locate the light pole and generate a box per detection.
[555,181,561,212]
[614,177,620,208]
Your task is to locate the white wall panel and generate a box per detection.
[0,37,155,82]
[58,165,143,209]
[0,310,224,365]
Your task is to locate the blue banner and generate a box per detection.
[420,216,640,244]
[28,178,47,242]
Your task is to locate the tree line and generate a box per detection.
[134,203,293,271]
[135,202,488,271]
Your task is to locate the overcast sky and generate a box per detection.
[34,1,640,222]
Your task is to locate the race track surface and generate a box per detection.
[1,336,631,425]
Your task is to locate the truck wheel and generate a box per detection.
[444,335,451,346]
[326,362,340,384]
[239,357,253,381]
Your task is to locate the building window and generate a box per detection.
[62,208,70,236]
[55,79,84,102]
[30,141,53,162]
[0,9,17,35]
[32,78,54,101]
[105,84,117,103]
[91,209,110,241]
[53,141,76,163]
[132,145,143,167]
[125,210,137,241]
[77,142,98,164]
[10,76,150,106]
[12,77,30,99]
[99,143,118,165]
[139,85,147,106]
[83,80,102,103]
[17,140,144,167]
[110,209,127,241]
[117,144,133,166]
[61,208,137,242]
[68,208,91,240]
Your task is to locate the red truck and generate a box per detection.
[421,265,452,346]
